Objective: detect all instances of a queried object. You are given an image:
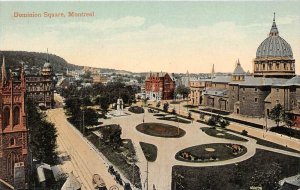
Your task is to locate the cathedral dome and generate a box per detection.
[256,14,293,59]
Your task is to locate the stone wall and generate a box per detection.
[239,86,270,117]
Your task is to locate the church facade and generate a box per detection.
[0,57,28,189]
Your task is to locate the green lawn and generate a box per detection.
[172,149,300,190]
[201,127,248,142]
[136,122,186,138]
[139,142,158,162]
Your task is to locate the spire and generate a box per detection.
[237,58,240,66]
[46,48,49,62]
[211,64,215,79]
[2,56,7,84]
[269,12,279,36]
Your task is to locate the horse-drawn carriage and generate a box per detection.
[92,174,108,190]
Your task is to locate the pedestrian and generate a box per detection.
[153,184,156,190]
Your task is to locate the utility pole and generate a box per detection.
[146,156,149,190]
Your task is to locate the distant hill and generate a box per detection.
[0,51,81,73]
[0,51,134,74]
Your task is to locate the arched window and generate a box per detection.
[3,107,10,129]
[7,152,19,175]
[13,107,20,127]
[10,138,15,146]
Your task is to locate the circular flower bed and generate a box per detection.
[175,143,247,163]
[136,122,186,138]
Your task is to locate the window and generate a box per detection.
[13,107,20,127]
[10,138,15,146]
[3,107,10,128]
[255,98,258,102]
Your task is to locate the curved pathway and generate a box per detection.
[100,110,300,190]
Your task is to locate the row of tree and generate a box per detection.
[62,82,138,116]
[27,100,58,165]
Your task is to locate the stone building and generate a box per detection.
[201,15,300,127]
[189,78,211,105]
[0,57,28,189]
[145,72,175,101]
[25,60,55,109]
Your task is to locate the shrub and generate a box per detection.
[219,118,230,128]
[128,106,144,114]
[188,112,192,119]
[163,102,169,112]
[172,108,176,115]
[241,130,248,136]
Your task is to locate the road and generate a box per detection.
[47,96,122,190]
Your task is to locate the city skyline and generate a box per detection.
[0,2,300,74]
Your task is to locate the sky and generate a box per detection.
[0,1,299,74]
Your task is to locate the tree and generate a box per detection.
[27,100,58,164]
[83,108,100,126]
[269,104,284,127]
[163,102,169,113]
[175,85,191,99]
[99,95,110,115]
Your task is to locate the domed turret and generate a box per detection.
[41,50,53,76]
[232,59,246,81]
[253,13,295,79]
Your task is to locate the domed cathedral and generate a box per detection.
[0,57,28,189]
[253,13,295,78]
[25,50,55,109]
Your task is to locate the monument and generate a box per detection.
[111,98,127,117]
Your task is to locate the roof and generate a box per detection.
[43,62,52,68]
[232,60,246,75]
[202,88,228,97]
[61,172,81,190]
[211,75,231,83]
[279,174,300,187]
[0,179,14,190]
[37,163,52,183]
[284,76,300,86]
[256,15,293,58]
[230,76,287,86]
[280,183,299,190]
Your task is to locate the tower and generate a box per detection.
[253,13,295,78]
[0,57,28,189]
[211,64,215,79]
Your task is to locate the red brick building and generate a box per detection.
[145,72,175,100]
[0,57,28,189]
